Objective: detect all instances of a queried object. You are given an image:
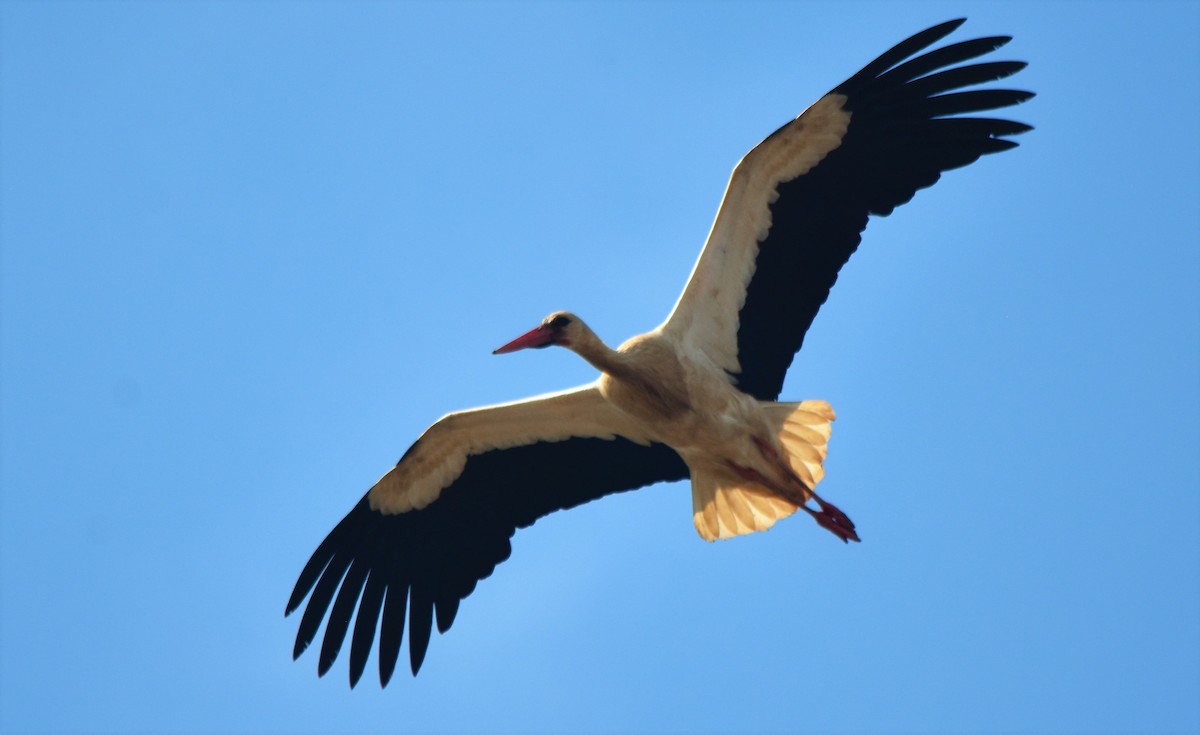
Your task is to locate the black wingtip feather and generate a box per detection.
[318,557,370,677]
[923,89,1035,119]
[873,36,1013,91]
[435,596,460,634]
[378,582,407,687]
[872,62,1029,111]
[408,586,434,676]
[286,542,336,618]
[286,496,375,616]
[347,570,385,688]
[292,545,356,660]
[841,18,967,90]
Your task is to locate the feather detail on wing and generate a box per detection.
[660,19,1033,400]
[286,384,688,687]
[369,383,659,514]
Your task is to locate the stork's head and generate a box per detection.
[493,311,581,354]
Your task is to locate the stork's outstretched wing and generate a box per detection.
[286,385,687,687]
[661,19,1033,399]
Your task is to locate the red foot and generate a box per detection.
[725,455,860,543]
[807,500,860,543]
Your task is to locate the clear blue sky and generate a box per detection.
[2,2,1197,733]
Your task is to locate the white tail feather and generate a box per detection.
[691,400,835,541]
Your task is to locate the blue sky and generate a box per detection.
[2,1,1197,733]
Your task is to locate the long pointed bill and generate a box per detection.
[493,325,555,354]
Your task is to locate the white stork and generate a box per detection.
[287,18,1033,687]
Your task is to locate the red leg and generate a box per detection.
[724,458,859,543]
[749,435,860,543]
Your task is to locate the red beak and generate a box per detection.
[493,325,556,354]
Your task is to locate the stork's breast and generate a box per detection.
[600,341,692,427]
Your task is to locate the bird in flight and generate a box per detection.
[287,18,1033,688]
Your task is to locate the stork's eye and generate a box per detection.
[547,315,572,330]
